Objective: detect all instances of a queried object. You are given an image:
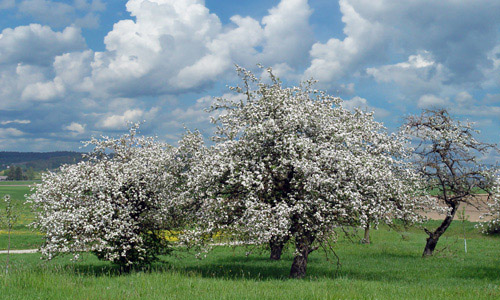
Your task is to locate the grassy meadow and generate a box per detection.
[0,184,42,250]
[0,185,499,299]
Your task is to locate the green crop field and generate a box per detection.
[0,185,42,250]
[1,185,499,299]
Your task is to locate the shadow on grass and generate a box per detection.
[163,250,353,280]
[166,250,500,283]
[56,249,423,281]
[12,244,498,284]
[453,266,500,281]
[168,255,414,282]
[36,260,176,278]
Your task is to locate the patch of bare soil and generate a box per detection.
[423,195,492,222]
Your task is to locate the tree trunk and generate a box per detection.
[423,203,458,257]
[289,232,315,279]
[269,241,284,261]
[6,225,11,274]
[362,224,370,244]
[269,236,289,261]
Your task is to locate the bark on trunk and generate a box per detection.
[289,233,315,279]
[423,203,458,257]
[269,236,288,261]
[422,235,439,256]
[362,224,370,244]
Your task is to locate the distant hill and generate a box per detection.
[0,151,85,171]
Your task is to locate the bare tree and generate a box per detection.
[404,109,498,257]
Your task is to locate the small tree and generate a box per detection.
[1,194,19,274]
[5,166,15,181]
[404,109,498,256]
[29,125,199,270]
[13,166,24,181]
[184,66,426,278]
[25,167,36,180]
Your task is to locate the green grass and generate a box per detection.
[0,185,35,227]
[0,185,498,299]
[0,221,499,299]
[0,185,42,250]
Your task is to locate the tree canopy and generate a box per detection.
[182,67,429,278]
[29,125,200,269]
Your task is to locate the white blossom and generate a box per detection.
[29,124,201,268]
[479,177,500,234]
[182,66,428,277]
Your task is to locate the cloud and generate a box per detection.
[409,92,500,122]
[484,93,500,104]
[97,107,159,130]
[74,13,100,29]
[21,77,66,101]
[87,0,222,96]
[1,119,31,125]
[0,24,86,66]
[0,25,87,109]
[63,122,85,134]
[87,0,314,97]
[450,92,500,119]
[0,128,25,138]
[164,92,245,139]
[259,0,314,68]
[0,65,51,109]
[342,96,390,118]
[98,109,145,130]
[305,0,500,87]
[19,0,75,28]
[304,0,388,84]
[172,15,263,90]
[417,94,450,109]
[53,50,93,92]
[482,44,500,88]
[18,0,106,28]
[1,0,499,152]
[168,93,240,123]
[74,0,105,12]
[367,52,451,98]
[356,0,499,83]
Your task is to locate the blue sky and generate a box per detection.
[0,0,499,160]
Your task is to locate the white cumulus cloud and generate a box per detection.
[304,0,387,84]
[417,94,450,109]
[97,107,159,130]
[86,0,314,97]
[367,52,451,98]
[342,96,390,119]
[63,122,86,134]
[21,77,66,101]
[0,128,25,138]
[0,24,86,66]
